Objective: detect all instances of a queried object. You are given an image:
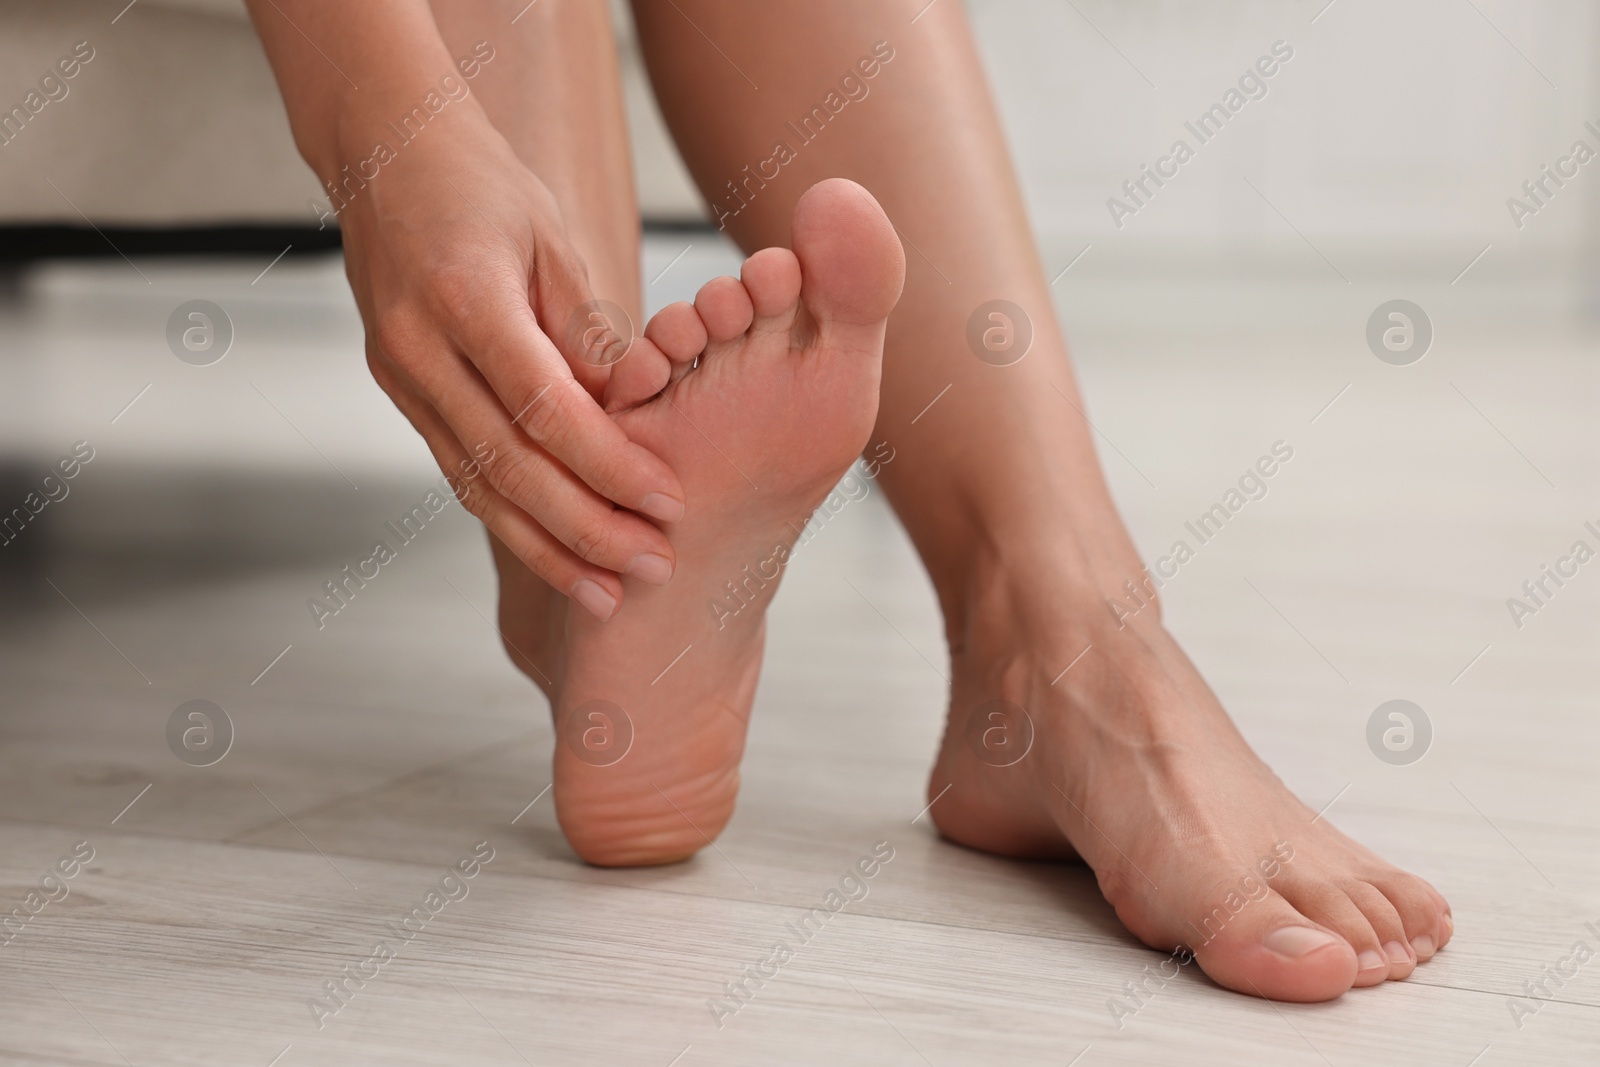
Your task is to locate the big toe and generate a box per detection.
[1188,893,1359,1002]
[791,178,906,327]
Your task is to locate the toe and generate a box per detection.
[1342,880,1418,981]
[694,276,753,342]
[1186,889,1358,1002]
[1276,879,1401,987]
[1366,869,1449,962]
[602,336,673,413]
[644,301,708,366]
[740,247,802,332]
[791,178,905,327]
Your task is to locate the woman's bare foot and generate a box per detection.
[495,178,905,865]
[927,553,1454,1002]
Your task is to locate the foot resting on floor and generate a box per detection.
[927,578,1453,1001]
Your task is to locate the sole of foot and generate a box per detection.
[498,178,905,867]
[928,591,1452,1002]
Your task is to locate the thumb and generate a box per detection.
[533,242,634,401]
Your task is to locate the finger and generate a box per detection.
[529,239,623,398]
[378,378,628,621]
[404,281,687,523]
[372,345,676,588]
[399,362,679,580]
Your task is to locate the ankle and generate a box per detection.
[931,518,1159,660]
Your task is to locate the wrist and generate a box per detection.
[308,94,499,231]
[303,41,502,200]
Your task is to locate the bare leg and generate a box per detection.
[426,0,638,685]
[633,0,1451,1001]
[430,0,639,315]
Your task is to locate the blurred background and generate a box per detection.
[6,0,1598,266]
[3,0,1598,468]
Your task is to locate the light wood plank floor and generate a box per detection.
[1,248,1597,1065]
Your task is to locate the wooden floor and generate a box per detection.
[2,246,1598,1065]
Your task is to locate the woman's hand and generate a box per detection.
[337,118,681,620]
[241,0,675,618]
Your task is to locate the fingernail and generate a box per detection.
[626,553,674,585]
[640,492,685,523]
[1411,934,1435,959]
[571,579,617,622]
[1357,949,1387,973]
[1263,926,1343,959]
[1383,940,1413,965]
[1442,913,1454,940]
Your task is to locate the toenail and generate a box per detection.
[1411,934,1435,959]
[1357,949,1387,973]
[626,553,674,585]
[1383,940,1413,965]
[1263,926,1343,958]
[571,579,617,622]
[639,492,685,523]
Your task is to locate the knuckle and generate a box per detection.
[569,520,614,565]
[451,474,495,523]
[517,381,569,449]
[516,541,563,588]
[424,260,484,325]
[488,448,543,508]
